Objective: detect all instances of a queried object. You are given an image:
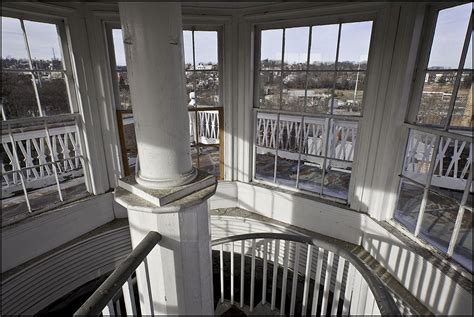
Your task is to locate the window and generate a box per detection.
[254,21,373,201]
[1,16,88,225]
[108,28,224,179]
[394,4,472,272]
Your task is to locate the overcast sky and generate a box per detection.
[2,3,472,69]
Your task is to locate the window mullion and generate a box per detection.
[20,19,44,117]
[279,29,286,110]
[414,135,441,237]
[303,26,312,112]
[443,14,473,131]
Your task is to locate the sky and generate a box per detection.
[2,3,472,69]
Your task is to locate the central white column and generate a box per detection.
[120,2,195,188]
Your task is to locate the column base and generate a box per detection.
[136,167,197,189]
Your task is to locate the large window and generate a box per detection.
[1,16,88,225]
[394,4,472,272]
[109,27,224,179]
[254,21,373,201]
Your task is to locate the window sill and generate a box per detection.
[381,220,472,293]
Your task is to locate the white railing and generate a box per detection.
[189,110,220,145]
[1,124,83,199]
[256,112,357,162]
[403,130,472,191]
[212,233,400,316]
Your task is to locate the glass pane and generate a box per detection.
[453,208,473,272]
[309,24,338,70]
[284,27,309,70]
[432,137,471,191]
[35,72,70,115]
[298,155,323,193]
[305,72,334,113]
[112,29,127,69]
[194,31,218,69]
[450,71,472,129]
[1,17,29,69]
[419,188,461,254]
[282,72,307,112]
[191,146,198,169]
[197,110,220,145]
[255,146,275,182]
[333,71,365,115]
[1,72,39,119]
[328,120,357,162]
[323,159,352,200]
[301,117,326,157]
[198,145,220,178]
[259,71,281,109]
[185,71,195,107]
[121,113,137,172]
[117,71,132,110]
[428,3,471,70]
[402,130,436,185]
[276,115,301,188]
[24,20,63,70]
[394,178,424,233]
[464,34,472,69]
[183,30,193,70]
[275,152,298,188]
[261,29,283,70]
[338,21,372,70]
[416,71,456,126]
[195,71,219,106]
[255,112,278,149]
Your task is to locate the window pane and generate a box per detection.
[256,112,278,149]
[427,3,471,70]
[194,31,218,69]
[255,147,275,182]
[323,160,352,200]
[185,71,195,107]
[402,130,436,185]
[298,156,323,193]
[305,72,334,113]
[1,72,38,119]
[453,208,473,272]
[112,29,127,68]
[195,71,219,106]
[24,20,63,71]
[284,27,309,70]
[432,137,471,191]
[197,110,219,145]
[275,152,298,187]
[333,71,365,115]
[450,71,472,129]
[183,30,193,70]
[35,72,71,115]
[309,24,338,70]
[277,115,302,153]
[2,17,29,69]
[328,120,357,162]
[282,72,307,112]
[301,117,326,157]
[117,71,132,110]
[198,145,220,178]
[121,113,137,173]
[259,71,281,109]
[464,34,472,69]
[416,71,456,126]
[419,188,461,254]
[394,179,424,233]
[261,29,283,70]
[338,21,372,70]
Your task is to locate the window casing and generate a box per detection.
[106,26,224,179]
[1,14,90,221]
[393,3,472,272]
[253,20,374,203]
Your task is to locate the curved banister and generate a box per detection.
[212,232,401,316]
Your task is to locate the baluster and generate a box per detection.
[262,239,269,305]
[250,239,256,311]
[102,300,115,316]
[310,247,324,316]
[330,256,346,315]
[122,277,137,316]
[320,251,335,316]
[231,241,235,305]
[342,262,356,316]
[240,240,245,308]
[289,243,301,316]
[220,243,224,303]
[271,240,280,311]
[364,288,376,316]
[280,240,290,315]
[301,244,313,316]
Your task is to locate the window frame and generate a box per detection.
[251,13,377,206]
[390,3,473,271]
[1,10,93,214]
